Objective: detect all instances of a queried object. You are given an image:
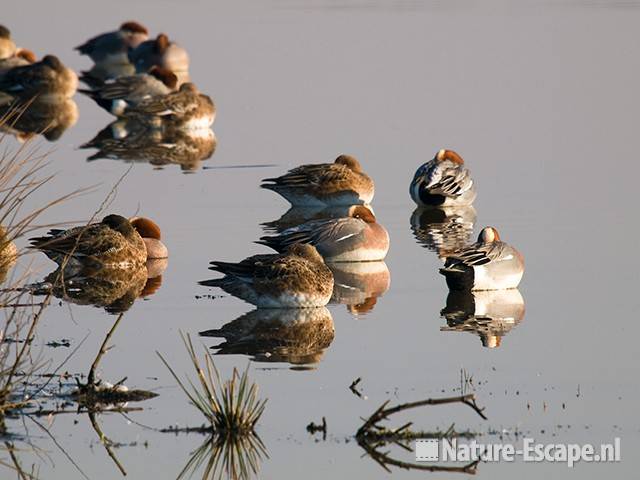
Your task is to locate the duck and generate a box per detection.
[439,226,524,291]
[125,82,215,128]
[0,49,36,76]
[199,244,334,308]
[79,66,178,116]
[128,33,189,82]
[261,154,374,206]
[0,55,78,98]
[29,214,167,269]
[0,26,16,60]
[410,149,476,207]
[257,205,389,262]
[75,21,149,64]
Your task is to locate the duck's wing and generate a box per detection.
[445,241,507,267]
[127,89,191,116]
[207,254,276,280]
[416,160,473,197]
[262,163,351,189]
[93,75,159,100]
[0,63,53,93]
[75,32,120,56]
[29,223,127,258]
[257,217,364,251]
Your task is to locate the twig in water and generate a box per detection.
[349,377,363,398]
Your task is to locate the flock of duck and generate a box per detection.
[0,23,216,169]
[0,22,526,355]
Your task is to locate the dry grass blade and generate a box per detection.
[157,332,267,434]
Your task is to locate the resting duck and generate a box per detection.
[79,66,178,116]
[29,214,167,268]
[440,227,524,291]
[199,244,334,308]
[257,205,389,262]
[129,33,190,83]
[75,21,149,64]
[0,55,78,98]
[261,155,374,206]
[410,149,476,207]
[0,49,37,76]
[0,26,16,60]
[126,82,215,129]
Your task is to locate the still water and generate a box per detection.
[2,0,639,478]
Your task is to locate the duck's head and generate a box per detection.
[102,214,136,236]
[350,205,376,223]
[154,34,170,54]
[435,149,465,165]
[478,226,501,243]
[179,82,197,93]
[288,243,324,263]
[0,26,10,40]
[149,66,178,89]
[120,21,148,36]
[41,55,63,70]
[335,154,362,172]
[130,217,169,259]
[15,48,36,63]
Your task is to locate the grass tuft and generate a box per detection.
[157,332,267,434]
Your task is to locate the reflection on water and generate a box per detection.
[261,205,371,234]
[179,433,267,480]
[440,289,525,348]
[81,119,216,171]
[329,261,390,315]
[0,96,78,141]
[200,307,334,366]
[36,259,167,313]
[410,206,476,257]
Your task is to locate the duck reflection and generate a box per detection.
[0,96,78,141]
[37,259,167,313]
[329,261,390,315]
[261,205,374,234]
[81,119,216,171]
[440,289,525,348]
[200,307,334,366]
[410,206,476,256]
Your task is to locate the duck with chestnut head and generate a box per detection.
[129,33,190,83]
[410,149,476,207]
[257,205,389,262]
[262,154,374,206]
[440,226,524,291]
[75,21,149,64]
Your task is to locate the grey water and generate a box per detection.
[2,0,639,478]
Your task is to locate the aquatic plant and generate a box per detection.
[158,332,267,434]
